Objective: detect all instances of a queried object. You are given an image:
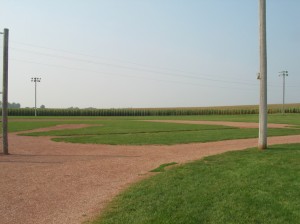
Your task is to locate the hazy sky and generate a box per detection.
[1,0,299,108]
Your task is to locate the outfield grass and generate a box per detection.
[12,114,300,145]
[91,143,300,224]
[51,128,300,145]
[9,113,300,124]
[140,113,300,125]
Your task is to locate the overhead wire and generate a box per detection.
[11,58,258,91]
[11,47,261,86]
[10,40,298,88]
[12,40,252,80]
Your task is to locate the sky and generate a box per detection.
[0,0,299,109]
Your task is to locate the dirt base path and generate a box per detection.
[1,124,300,224]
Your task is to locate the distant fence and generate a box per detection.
[4,107,300,116]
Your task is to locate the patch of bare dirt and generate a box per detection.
[0,123,300,224]
[17,124,101,134]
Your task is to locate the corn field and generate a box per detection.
[5,105,300,116]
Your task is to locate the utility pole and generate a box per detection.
[279,71,288,114]
[258,0,268,150]
[31,77,41,117]
[1,28,9,155]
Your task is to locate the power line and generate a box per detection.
[11,47,262,86]
[11,58,257,91]
[10,41,260,84]
[11,41,299,90]
[13,54,297,89]
[12,40,251,80]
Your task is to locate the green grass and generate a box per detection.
[150,162,178,172]
[12,114,300,145]
[9,113,300,123]
[91,143,300,224]
[140,113,300,125]
[8,121,71,132]
[52,127,300,145]
[21,120,234,136]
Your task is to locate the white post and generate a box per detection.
[2,28,9,155]
[258,0,268,150]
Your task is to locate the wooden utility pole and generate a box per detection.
[258,0,267,150]
[2,28,9,155]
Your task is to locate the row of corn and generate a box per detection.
[4,107,300,116]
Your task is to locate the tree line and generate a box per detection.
[0,101,21,109]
